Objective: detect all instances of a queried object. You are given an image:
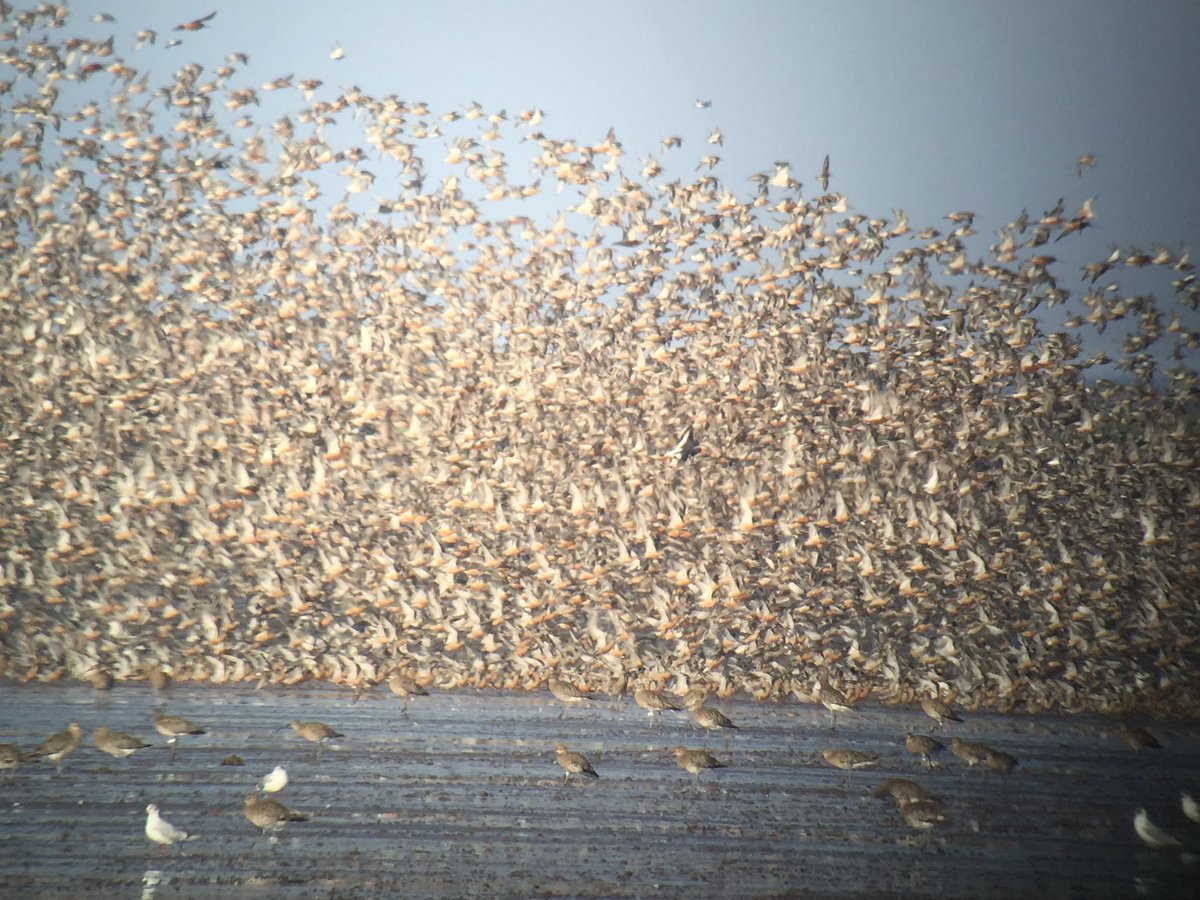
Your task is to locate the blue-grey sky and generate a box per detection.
[42,1,1200,350]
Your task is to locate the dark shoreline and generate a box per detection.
[1,683,1197,898]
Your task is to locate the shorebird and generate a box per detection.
[388,671,429,712]
[29,724,82,775]
[244,794,307,843]
[689,703,738,744]
[984,748,1018,775]
[920,697,962,727]
[949,737,991,769]
[817,154,831,191]
[89,667,114,691]
[145,804,190,855]
[873,778,937,805]
[1182,791,1200,824]
[905,734,945,768]
[94,726,152,759]
[289,720,343,756]
[816,673,855,729]
[822,748,879,771]
[554,744,599,786]
[173,11,216,32]
[899,798,946,831]
[1116,724,1162,750]
[153,707,206,760]
[0,743,24,780]
[257,765,288,794]
[546,676,590,716]
[1134,808,1181,849]
[633,685,681,725]
[145,665,171,692]
[666,424,700,464]
[673,747,726,787]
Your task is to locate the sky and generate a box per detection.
[17,1,1200,363]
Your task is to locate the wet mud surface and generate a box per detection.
[1,684,1198,897]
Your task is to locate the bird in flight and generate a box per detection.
[818,154,831,191]
[174,12,216,32]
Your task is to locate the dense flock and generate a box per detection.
[2,4,1198,717]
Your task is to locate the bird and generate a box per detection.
[984,748,1018,775]
[949,737,991,769]
[817,154,831,191]
[905,734,945,768]
[694,99,711,109]
[899,798,946,831]
[688,702,738,739]
[873,778,937,805]
[257,765,288,794]
[673,747,726,786]
[546,676,590,713]
[1134,808,1181,849]
[822,748,879,770]
[666,424,699,464]
[1182,791,1200,825]
[1116,724,1162,750]
[633,685,681,724]
[388,671,429,712]
[153,707,206,760]
[29,723,82,775]
[94,726,152,759]
[554,744,599,786]
[289,720,343,754]
[145,804,190,855]
[173,12,216,32]
[244,794,307,841]
[0,743,25,779]
[89,667,114,690]
[816,673,855,729]
[920,697,962,727]
[145,665,171,692]
[1076,152,1095,177]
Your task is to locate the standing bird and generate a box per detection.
[289,720,342,757]
[546,675,590,717]
[1134,808,1181,849]
[0,743,26,780]
[244,794,307,842]
[153,707,206,760]
[554,744,599,786]
[950,737,992,769]
[257,765,288,794]
[388,671,429,712]
[905,734,945,768]
[145,804,190,855]
[822,748,879,771]
[29,723,82,775]
[673,747,726,787]
[816,673,855,729]
[920,696,962,728]
[633,685,681,726]
[1116,724,1162,750]
[94,726,152,760]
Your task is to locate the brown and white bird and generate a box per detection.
[554,744,599,786]
[29,723,82,775]
[244,794,307,840]
[673,746,726,786]
[950,737,992,768]
[905,734,945,768]
[547,676,590,716]
[0,743,25,779]
[153,707,206,760]
[289,720,342,756]
[633,685,681,724]
[822,748,878,771]
[1116,724,1162,751]
[94,726,152,759]
[920,696,962,727]
[816,673,855,729]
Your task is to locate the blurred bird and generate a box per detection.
[173,12,216,32]
[145,804,190,855]
[258,765,288,794]
[1134,808,1180,848]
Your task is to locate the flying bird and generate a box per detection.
[818,154,831,190]
[174,12,216,32]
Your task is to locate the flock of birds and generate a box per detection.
[2,676,1197,857]
[1,1,1199,765]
